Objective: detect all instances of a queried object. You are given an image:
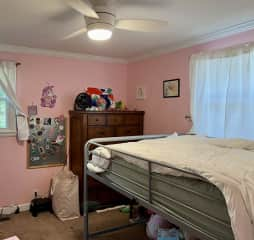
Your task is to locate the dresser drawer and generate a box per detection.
[107,115,124,126]
[116,126,141,136]
[124,114,141,125]
[88,114,106,125]
[88,127,114,139]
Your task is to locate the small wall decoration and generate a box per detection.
[41,85,57,108]
[163,79,180,98]
[27,115,66,168]
[136,87,146,100]
[28,104,38,117]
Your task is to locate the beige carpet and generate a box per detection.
[0,211,148,240]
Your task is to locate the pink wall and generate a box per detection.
[127,29,254,134]
[1,28,254,207]
[0,52,127,207]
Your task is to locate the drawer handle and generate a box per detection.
[95,118,99,122]
[98,131,105,135]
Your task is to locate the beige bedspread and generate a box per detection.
[104,135,254,240]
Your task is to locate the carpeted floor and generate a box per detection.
[0,210,148,240]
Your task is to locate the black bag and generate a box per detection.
[30,197,52,217]
[74,93,92,111]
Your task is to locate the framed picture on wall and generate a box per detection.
[136,87,146,100]
[163,79,180,98]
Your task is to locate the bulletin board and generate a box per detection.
[27,115,66,168]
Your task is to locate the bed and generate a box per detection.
[83,134,254,240]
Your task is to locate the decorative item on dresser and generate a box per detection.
[69,110,145,208]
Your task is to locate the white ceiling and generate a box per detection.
[0,0,254,61]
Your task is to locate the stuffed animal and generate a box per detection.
[85,87,114,110]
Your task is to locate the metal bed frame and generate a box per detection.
[83,134,232,240]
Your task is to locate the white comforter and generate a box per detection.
[89,135,254,240]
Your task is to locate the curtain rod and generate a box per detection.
[189,41,254,60]
[0,61,21,66]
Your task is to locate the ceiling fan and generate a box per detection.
[63,0,168,41]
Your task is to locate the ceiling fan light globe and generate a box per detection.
[88,29,112,41]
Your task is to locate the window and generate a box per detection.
[0,87,16,132]
[0,88,7,128]
[0,62,17,135]
[190,44,254,139]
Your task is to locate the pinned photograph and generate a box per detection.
[28,104,37,117]
[43,118,52,125]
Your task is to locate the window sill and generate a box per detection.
[0,129,16,137]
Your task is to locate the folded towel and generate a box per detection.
[87,162,107,173]
[16,114,29,141]
[90,154,110,169]
[93,147,112,159]
[87,147,111,173]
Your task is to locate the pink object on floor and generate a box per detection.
[4,236,20,240]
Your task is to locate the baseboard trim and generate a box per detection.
[0,203,30,215]
[18,203,30,212]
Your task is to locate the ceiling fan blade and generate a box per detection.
[115,19,168,32]
[63,27,87,40]
[66,0,99,19]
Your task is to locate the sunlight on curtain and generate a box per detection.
[190,44,254,139]
[0,61,17,133]
[0,61,29,139]
[0,88,7,128]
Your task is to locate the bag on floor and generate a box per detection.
[51,167,80,221]
[146,214,174,240]
[157,228,180,240]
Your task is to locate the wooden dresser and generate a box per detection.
[69,110,144,206]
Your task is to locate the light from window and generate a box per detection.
[190,44,254,139]
[0,88,7,129]
[0,61,17,135]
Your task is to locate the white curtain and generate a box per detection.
[0,62,21,111]
[190,44,254,139]
[0,61,29,140]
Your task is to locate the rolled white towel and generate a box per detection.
[87,162,106,173]
[87,147,111,173]
[89,154,110,170]
[93,147,112,159]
